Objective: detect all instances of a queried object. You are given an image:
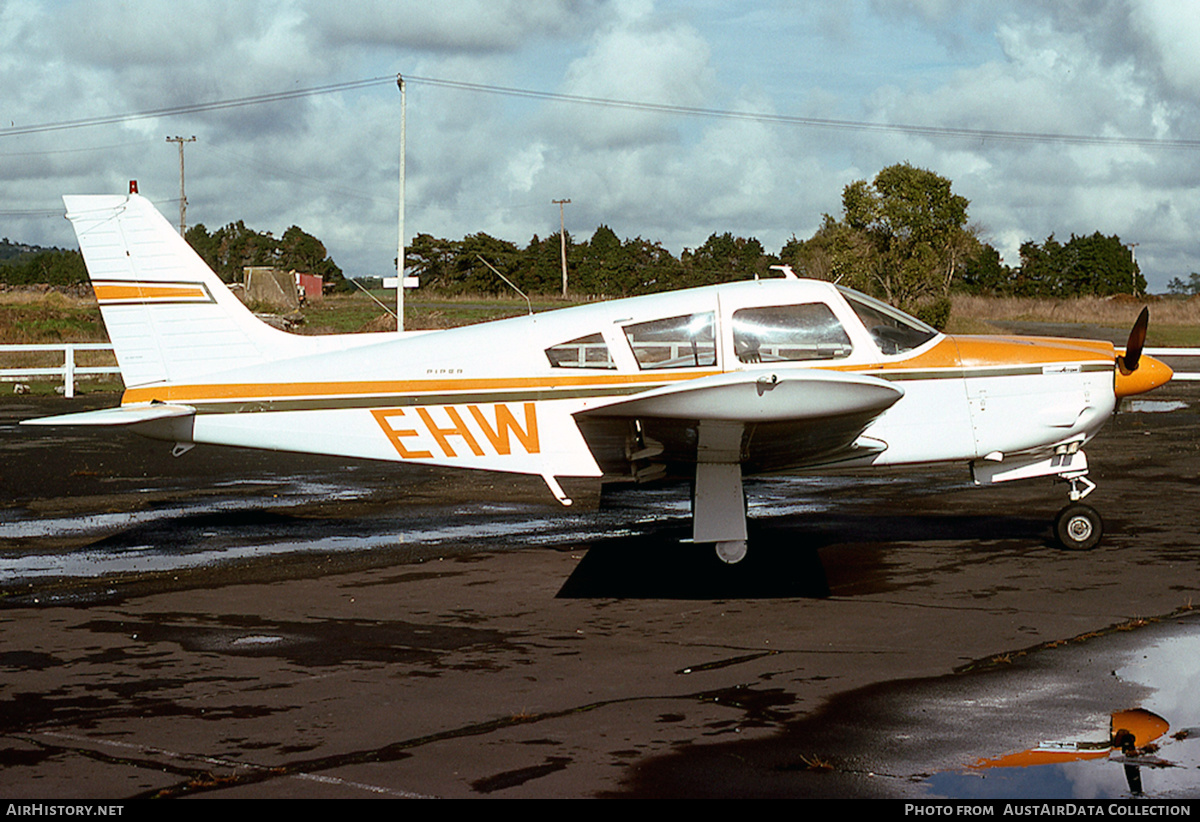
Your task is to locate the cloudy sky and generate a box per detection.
[3,0,1200,291]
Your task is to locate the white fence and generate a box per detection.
[1,343,1198,398]
[0,344,121,398]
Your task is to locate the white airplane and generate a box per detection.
[27,193,1174,562]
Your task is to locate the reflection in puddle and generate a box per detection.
[928,629,1200,799]
[1127,399,1188,413]
[969,709,1169,797]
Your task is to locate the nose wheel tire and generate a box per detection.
[1055,503,1103,551]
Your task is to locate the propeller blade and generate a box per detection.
[1120,307,1149,372]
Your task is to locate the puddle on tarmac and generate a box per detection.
[925,628,1200,799]
[1127,399,1189,413]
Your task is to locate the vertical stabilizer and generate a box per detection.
[64,194,300,388]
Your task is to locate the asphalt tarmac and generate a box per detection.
[1,386,1199,799]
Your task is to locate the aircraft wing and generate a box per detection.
[573,369,903,477]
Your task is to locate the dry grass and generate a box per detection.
[950,294,1200,345]
[952,294,1200,327]
[0,288,98,309]
[2,287,1197,343]
[0,288,108,344]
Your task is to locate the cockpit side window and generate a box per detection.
[838,287,938,355]
[623,312,716,369]
[545,332,616,369]
[731,303,852,363]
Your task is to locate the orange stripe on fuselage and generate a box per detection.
[120,370,719,406]
[834,335,1116,375]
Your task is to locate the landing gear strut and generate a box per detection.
[1054,471,1102,550]
[692,421,749,564]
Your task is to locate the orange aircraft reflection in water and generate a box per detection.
[970,708,1171,795]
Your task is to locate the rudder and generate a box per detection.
[64,193,299,388]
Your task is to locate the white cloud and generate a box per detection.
[1129,0,1200,100]
[3,0,1200,290]
[308,0,597,52]
[555,8,714,148]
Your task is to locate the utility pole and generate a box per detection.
[553,198,571,298]
[166,136,196,235]
[397,75,406,331]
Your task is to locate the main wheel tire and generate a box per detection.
[1055,503,1103,550]
[715,539,748,564]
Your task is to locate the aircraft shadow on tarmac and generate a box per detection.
[556,512,1050,600]
[65,504,1050,601]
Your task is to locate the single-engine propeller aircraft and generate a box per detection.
[28,192,1173,561]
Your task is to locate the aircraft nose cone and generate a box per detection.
[1115,354,1173,398]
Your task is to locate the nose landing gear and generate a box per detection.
[1055,472,1102,550]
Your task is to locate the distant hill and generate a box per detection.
[0,238,85,285]
[0,237,55,262]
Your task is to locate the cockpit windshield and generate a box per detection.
[837,286,939,355]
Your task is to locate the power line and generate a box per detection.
[402,74,1200,151]
[3,71,1199,152]
[0,139,158,158]
[0,76,396,138]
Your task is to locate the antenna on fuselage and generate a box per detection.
[476,255,533,315]
[768,264,799,279]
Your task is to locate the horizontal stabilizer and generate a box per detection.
[21,403,195,427]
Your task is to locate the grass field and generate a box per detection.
[2,287,1197,394]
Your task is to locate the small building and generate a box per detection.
[243,267,324,310]
[296,272,324,302]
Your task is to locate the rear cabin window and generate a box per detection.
[545,333,616,369]
[623,312,716,369]
[731,303,853,363]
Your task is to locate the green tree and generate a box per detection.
[956,244,1012,295]
[453,233,522,295]
[682,232,771,288]
[623,237,684,295]
[279,226,346,291]
[574,225,626,296]
[521,231,573,295]
[184,224,220,273]
[406,233,460,290]
[783,215,877,291]
[0,249,87,285]
[185,220,346,289]
[1018,233,1143,296]
[840,163,975,306]
[1167,273,1200,296]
